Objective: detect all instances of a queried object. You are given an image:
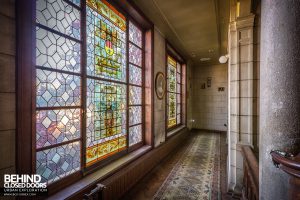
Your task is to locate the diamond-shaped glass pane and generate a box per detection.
[36,141,80,184]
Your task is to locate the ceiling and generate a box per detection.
[132,0,230,66]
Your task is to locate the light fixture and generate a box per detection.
[200,58,211,62]
[219,54,229,64]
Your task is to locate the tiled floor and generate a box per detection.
[122,130,232,200]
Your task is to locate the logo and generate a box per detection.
[1,174,48,197]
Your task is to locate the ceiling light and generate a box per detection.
[219,54,229,64]
[200,58,211,62]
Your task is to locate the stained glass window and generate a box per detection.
[35,0,144,185]
[35,0,82,185]
[128,21,143,146]
[167,56,182,128]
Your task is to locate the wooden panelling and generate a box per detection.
[68,128,189,200]
[241,145,259,200]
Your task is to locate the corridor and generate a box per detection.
[123,131,231,200]
[1,0,300,199]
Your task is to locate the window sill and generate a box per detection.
[167,125,186,138]
[47,145,152,200]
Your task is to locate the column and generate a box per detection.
[260,0,300,199]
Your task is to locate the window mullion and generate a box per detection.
[81,0,87,171]
[126,19,130,151]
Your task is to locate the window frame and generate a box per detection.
[16,0,154,195]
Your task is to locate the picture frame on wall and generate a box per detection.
[155,72,165,100]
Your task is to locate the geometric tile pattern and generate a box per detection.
[129,43,142,67]
[129,21,142,48]
[35,0,82,185]
[129,64,142,86]
[128,21,143,147]
[36,27,81,73]
[154,133,219,199]
[36,109,81,148]
[36,69,81,107]
[129,124,142,146]
[36,141,81,184]
[36,0,81,40]
[129,85,142,105]
[129,106,142,126]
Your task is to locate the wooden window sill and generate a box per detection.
[167,125,186,138]
[47,145,152,200]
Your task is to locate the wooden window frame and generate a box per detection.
[16,0,154,195]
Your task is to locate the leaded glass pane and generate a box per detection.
[177,62,181,73]
[129,21,142,47]
[168,92,176,128]
[36,141,80,184]
[36,69,81,107]
[168,58,176,93]
[177,93,181,104]
[36,0,81,40]
[86,79,127,166]
[129,125,142,146]
[129,86,142,105]
[177,83,181,93]
[177,103,181,114]
[177,114,181,124]
[129,64,142,85]
[167,56,179,128]
[129,43,142,67]
[70,0,80,6]
[129,106,142,126]
[36,27,81,73]
[86,1,127,82]
[36,109,81,148]
[177,73,181,83]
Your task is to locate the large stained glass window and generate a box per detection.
[35,0,144,185]
[167,55,182,129]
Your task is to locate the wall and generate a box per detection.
[153,27,191,147]
[153,28,166,147]
[191,64,228,131]
[227,0,260,194]
[0,0,16,192]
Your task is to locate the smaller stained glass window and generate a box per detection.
[167,55,182,129]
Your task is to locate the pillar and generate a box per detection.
[260,0,300,200]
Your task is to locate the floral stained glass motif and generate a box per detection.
[167,56,177,128]
[85,0,128,166]
[36,109,81,149]
[86,79,127,166]
[86,0,127,82]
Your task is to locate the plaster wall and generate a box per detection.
[191,64,228,131]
